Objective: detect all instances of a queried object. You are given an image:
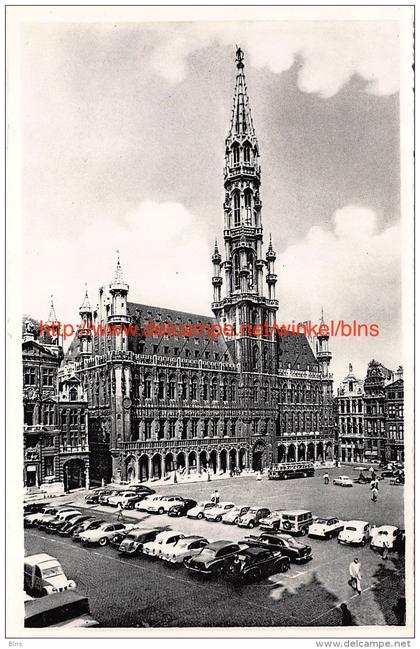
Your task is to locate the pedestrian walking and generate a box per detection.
[340,603,353,626]
[348,558,362,594]
[117,501,124,521]
[382,537,392,560]
[211,489,220,504]
[371,486,378,502]
[323,472,329,485]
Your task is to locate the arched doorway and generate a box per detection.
[63,458,85,490]
[138,455,149,482]
[287,444,296,462]
[298,444,306,461]
[209,450,217,473]
[317,442,324,461]
[252,441,265,471]
[307,443,315,461]
[229,449,236,471]
[277,444,286,463]
[220,449,227,473]
[125,455,137,482]
[165,453,174,473]
[176,452,185,470]
[152,454,162,479]
[325,442,333,460]
[188,451,197,471]
[199,450,208,470]
[239,448,246,470]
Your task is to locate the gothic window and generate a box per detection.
[61,409,67,426]
[244,190,252,225]
[203,377,209,401]
[211,378,218,401]
[181,376,188,400]
[262,383,269,401]
[169,420,176,438]
[144,376,152,399]
[234,254,240,290]
[233,192,241,227]
[247,252,255,289]
[243,143,251,163]
[181,421,187,440]
[253,344,259,370]
[191,376,198,401]
[145,420,152,439]
[230,380,237,401]
[232,143,240,165]
[254,380,259,401]
[168,375,176,399]
[69,387,78,402]
[221,379,227,401]
[191,419,198,437]
[158,419,165,440]
[158,375,165,400]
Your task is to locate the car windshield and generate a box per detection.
[198,548,216,558]
[346,526,357,532]
[41,566,63,578]
[315,519,329,524]
[287,538,305,548]
[197,502,209,508]
[378,530,389,536]
[87,521,103,529]
[248,508,258,514]
[176,539,193,550]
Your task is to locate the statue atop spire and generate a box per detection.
[235,46,244,69]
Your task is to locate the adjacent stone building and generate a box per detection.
[336,364,364,463]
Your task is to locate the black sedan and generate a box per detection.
[243,532,312,564]
[225,547,290,582]
[58,515,95,537]
[168,499,197,517]
[185,540,242,577]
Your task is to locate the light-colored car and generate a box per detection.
[79,522,135,546]
[186,501,214,520]
[25,506,74,528]
[370,525,402,551]
[38,509,81,530]
[308,517,344,539]
[145,496,184,515]
[259,510,284,532]
[160,536,209,564]
[222,506,251,525]
[24,553,76,596]
[135,494,163,512]
[332,475,353,487]
[142,531,185,557]
[107,491,137,507]
[237,507,271,529]
[204,502,235,522]
[338,520,371,545]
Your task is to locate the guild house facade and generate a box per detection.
[24,50,336,488]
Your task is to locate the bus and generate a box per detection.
[268,462,315,480]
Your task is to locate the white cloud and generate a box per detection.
[148,21,400,97]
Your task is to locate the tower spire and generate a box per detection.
[228,47,256,140]
[47,294,57,324]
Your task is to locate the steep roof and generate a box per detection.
[277,333,320,373]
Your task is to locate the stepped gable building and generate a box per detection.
[61,49,335,486]
[383,367,404,463]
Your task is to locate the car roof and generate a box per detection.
[156,530,183,540]
[207,540,237,550]
[240,546,271,557]
[281,510,311,515]
[374,525,398,532]
[24,553,56,566]
[346,520,369,526]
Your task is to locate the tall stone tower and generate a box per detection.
[212,47,278,374]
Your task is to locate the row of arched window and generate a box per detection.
[279,411,321,433]
[280,383,322,404]
[230,141,254,166]
[141,375,238,403]
[133,418,240,441]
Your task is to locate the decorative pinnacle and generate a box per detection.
[266,233,276,261]
[212,239,221,263]
[236,46,245,69]
[320,306,325,324]
[79,283,92,314]
[113,250,124,284]
[47,294,58,323]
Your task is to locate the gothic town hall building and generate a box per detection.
[25,50,335,488]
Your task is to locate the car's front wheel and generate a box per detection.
[248,567,261,582]
[158,507,165,515]
[215,515,222,523]
[248,521,255,528]
[278,560,289,573]
[99,537,108,546]
[197,513,204,520]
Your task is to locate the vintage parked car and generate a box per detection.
[354,472,372,484]
[109,529,135,549]
[24,506,73,528]
[308,517,344,539]
[237,507,271,528]
[39,509,81,532]
[160,536,209,565]
[107,491,141,508]
[72,519,106,542]
[204,502,235,522]
[98,490,124,505]
[225,547,290,581]
[332,475,353,487]
[259,510,284,532]
[57,515,95,537]
[135,495,164,512]
[84,488,110,503]
[24,502,49,515]
[142,531,185,557]
[84,493,102,504]
[126,484,155,495]
[24,553,76,597]
[370,525,402,552]
[184,540,242,576]
[118,529,161,556]
[222,505,251,525]
[244,532,312,564]
[144,495,185,514]
[167,499,197,517]
[338,520,371,546]
[186,501,214,520]
[79,522,135,546]
[44,511,82,533]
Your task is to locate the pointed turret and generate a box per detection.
[79,284,92,319]
[47,294,57,324]
[108,252,130,352]
[316,307,332,378]
[228,47,257,141]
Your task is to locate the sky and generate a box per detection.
[20,19,402,385]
